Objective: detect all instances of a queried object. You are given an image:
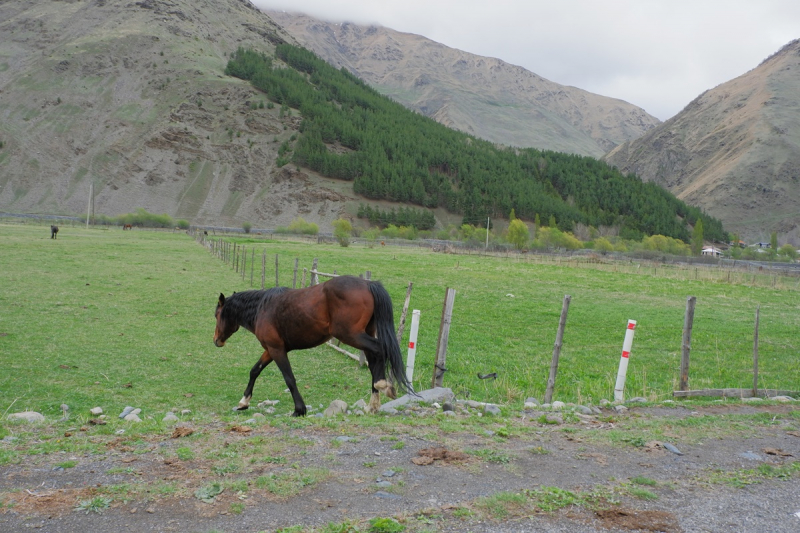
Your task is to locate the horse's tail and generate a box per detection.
[368,280,413,395]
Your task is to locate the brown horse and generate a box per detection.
[122,224,132,230]
[50,225,58,239]
[213,275,412,416]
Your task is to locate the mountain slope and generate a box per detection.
[0,0,721,240]
[0,0,354,227]
[605,39,800,240]
[224,45,725,242]
[266,10,660,158]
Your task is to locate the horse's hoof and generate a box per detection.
[292,410,307,417]
[233,405,249,411]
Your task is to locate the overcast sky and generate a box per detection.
[254,0,800,121]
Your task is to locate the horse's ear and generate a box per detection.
[218,293,225,306]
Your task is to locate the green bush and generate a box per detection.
[332,218,352,247]
[276,217,319,235]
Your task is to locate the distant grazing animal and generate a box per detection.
[50,225,58,239]
[213,275,412,416]
[123,224,132,230]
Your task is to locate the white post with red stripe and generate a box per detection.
[405,310,421,384]
[614,320,637,401]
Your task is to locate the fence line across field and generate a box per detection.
[194,232,800,402]
[192,230,800,292]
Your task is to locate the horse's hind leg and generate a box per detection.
[348,331,395,413]
[236,350,273,411]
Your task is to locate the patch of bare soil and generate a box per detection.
[595,508,681,532]
[1,404,800,532]
[411,447,471,465]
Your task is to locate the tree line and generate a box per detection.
[225,46,727,242]
[356,204,436,230]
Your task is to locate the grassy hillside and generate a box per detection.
[227,46,726,242]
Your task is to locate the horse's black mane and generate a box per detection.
[222,287,288,331]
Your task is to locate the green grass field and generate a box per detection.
[1,223,799,423]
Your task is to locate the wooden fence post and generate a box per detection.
[431,288,456,388]
[275,254,279,287]
[753,305,760,396]
[395,282,414,344]
[544,295,571,404]
[311,258,319,285]
[261,250,266,289]
[250,248,254,286]
[680,296,696,391]
[292,258,299,289]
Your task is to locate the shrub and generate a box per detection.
[332,218,352,247]
[593,237,614,254]
[507,219,530,250]
[284,217,319,235]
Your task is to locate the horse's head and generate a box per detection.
[213,293,239,347]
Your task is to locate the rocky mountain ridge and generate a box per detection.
[605,39,800,241]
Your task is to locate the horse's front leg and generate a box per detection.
[271,351,306,416]
[236,350,272,411]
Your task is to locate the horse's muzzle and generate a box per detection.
[214,338,225,347]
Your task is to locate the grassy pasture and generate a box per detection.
[1,223,799,425]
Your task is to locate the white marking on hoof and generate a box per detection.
[368,392,381,413]
[236,395,251,410]
[374,379,397,399]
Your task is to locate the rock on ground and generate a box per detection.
[379,387,455,412]
[7,412,45,423]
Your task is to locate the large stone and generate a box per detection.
[484,404,501,416]
[770,395,795,402]
[8,411,45,423]
[379,387,455,412]
[351,399,368,411]
[324,399,348,417]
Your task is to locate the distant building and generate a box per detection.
[701,246,722,257]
